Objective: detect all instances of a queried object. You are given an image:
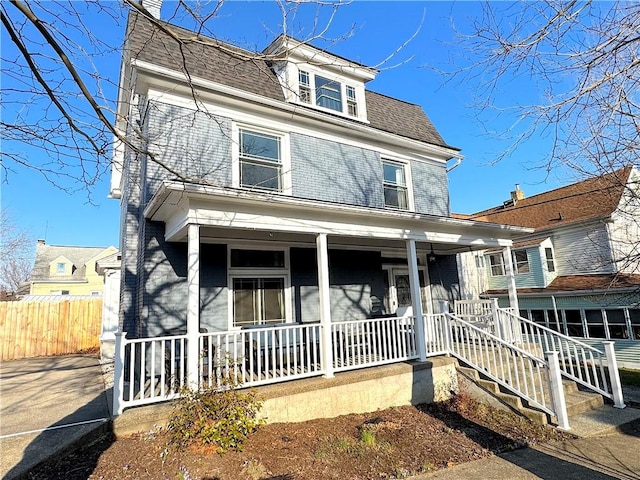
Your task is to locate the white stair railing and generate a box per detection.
[443,313,568,426]
[496,308,624,406]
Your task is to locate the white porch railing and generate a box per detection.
[444,313,568,427]
[114,315,454,415]
[496,308,624,406]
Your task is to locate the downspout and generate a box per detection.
[446,157,462,173]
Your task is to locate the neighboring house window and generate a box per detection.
[315,75,342,112]
[488,253,505,276]
[512,250,530,274]
[545,248,555,272]
[605,310,628,339]
[630,309,640,340]
[546,310,560,331]
[51,290,70,295]
[564,310,584,337]
[585,309,605,338]
[346,85,357,116]
[56,262,66,275]
[382,160,408,210]
[229,248,288,328]
[239,129,282,191]
[298,70,311,104]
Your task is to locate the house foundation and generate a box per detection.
[112,357,457,437]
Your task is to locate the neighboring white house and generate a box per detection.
[457,166,640,367]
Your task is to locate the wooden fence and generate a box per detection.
[0,298,102,360]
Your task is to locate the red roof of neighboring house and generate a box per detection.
[464,166,633,230]
[485,273,640,296]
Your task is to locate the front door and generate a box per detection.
[384,268,432,316]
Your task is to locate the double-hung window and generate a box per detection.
[488,253,505,276]
[545,247,555,272]
[56,262,66,275]
[512,249,530,274]
[346,85,357,116]
[229,249,289,328]
[298,70,311,104]
[382,160,408,210]
[239,129,282,191]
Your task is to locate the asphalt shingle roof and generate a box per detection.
[465,166,633,230]
[31,243,111,281]
[125,12,453,149]
[485,273,640,295]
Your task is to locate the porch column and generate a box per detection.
[503,246,521,344]
[406,239,427,361]
[187,223,200,389]
[317,233,334,378]
[503,246,519,313]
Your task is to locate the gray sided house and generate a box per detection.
[111,12,526,358]
[457,167,640,367]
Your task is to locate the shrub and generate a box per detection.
[166,376,264,453]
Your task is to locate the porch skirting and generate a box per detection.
[112,357,458,437]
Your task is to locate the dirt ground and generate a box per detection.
[25,392,573,480]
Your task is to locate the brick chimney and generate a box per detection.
[511,184,525,202]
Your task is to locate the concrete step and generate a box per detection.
[457,363,612,429]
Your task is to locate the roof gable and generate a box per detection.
[466,166,633,230]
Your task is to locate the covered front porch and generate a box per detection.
[114,182,528,414]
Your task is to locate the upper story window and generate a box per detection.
[512,249,530,274]
[56,262,66,275]
[488,253,505,276]
[346,85,357,116]
[239,129,282,191]
[382,160,408,210]
[294,69,362,119]
[315,75,342,112]
[298,70,311,104]
[545,247,556,272]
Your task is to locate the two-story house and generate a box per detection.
[457,166,640,366]
[109,6,541,415]
[24,240,118,297]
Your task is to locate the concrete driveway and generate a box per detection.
[0,355,111,479]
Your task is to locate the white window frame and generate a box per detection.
[512,249,530,274]
[56,262,66,275]
[295,67,364,120]
[298,70,311,104]
[346,85,357,116]
[227,246,292,330]
[231,123,291,195]
[545,247,556,272]
[382,158,414,211]
[487,252,505,277]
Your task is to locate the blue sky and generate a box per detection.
[2,1,570,254]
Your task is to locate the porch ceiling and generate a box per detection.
[144,181,531,252]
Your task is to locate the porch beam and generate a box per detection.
[316,233,334,378]
[187,223,200,389]
[406,239,427,361]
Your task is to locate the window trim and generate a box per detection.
[232,123,291,195]
[512,249,530,275]
[487,252,506,277]
[382,158,413,211]
[227,246,292,330]
[545,247,556,272]
[294,67,363,119]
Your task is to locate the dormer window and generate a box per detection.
[56,262,66,275]
[315,75,342,112]
[294,69,364,119]
[298,70,311,104]
[346,85,357,116]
